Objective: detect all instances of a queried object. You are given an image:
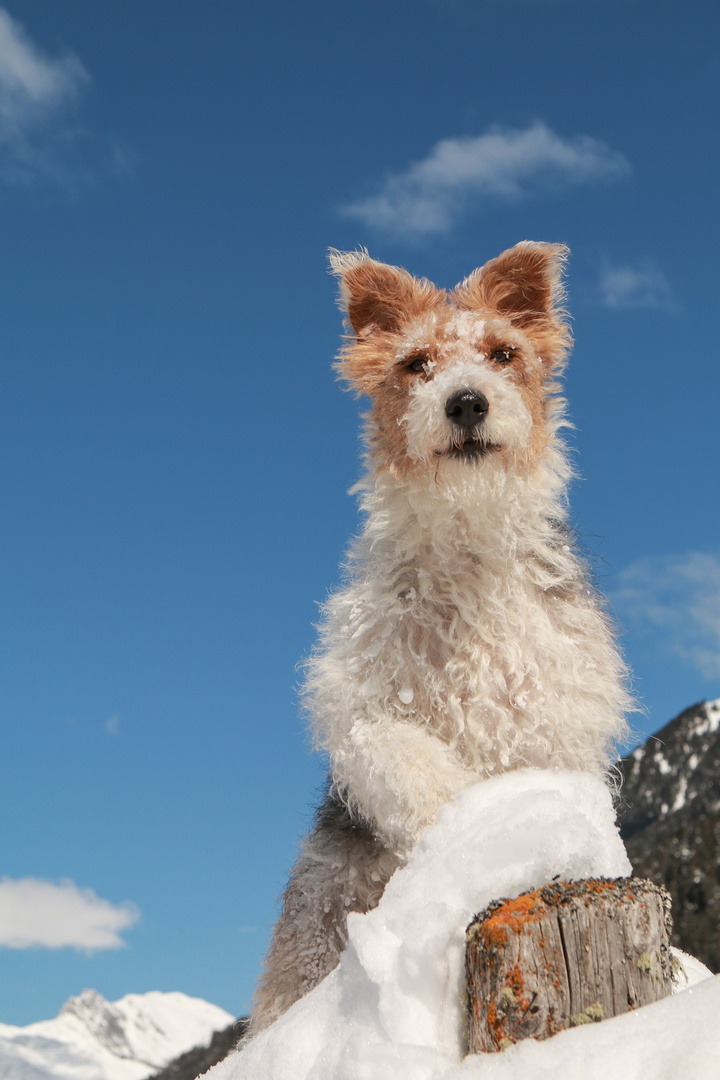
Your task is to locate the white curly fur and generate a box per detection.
[307,447,628,856]
[249,243,631,1035]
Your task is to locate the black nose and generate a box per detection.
[445,389,489,431]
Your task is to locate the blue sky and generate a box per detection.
[0,0,718,1027]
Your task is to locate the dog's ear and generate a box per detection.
[329,250,437,336]
[329,250,442,393]
[454,242,572,368]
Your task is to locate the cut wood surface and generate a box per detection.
[465,877,673,1054]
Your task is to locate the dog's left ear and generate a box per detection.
[455,242,572,368]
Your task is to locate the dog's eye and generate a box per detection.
[490,347,515,364]
[405,353,429,374]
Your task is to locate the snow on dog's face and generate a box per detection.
[331,242,572,482]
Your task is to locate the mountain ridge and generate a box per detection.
[618,697,720,972]
[0,988,233,1080]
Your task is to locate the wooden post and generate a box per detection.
[465,878,673,1054]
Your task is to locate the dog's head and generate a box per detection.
[331,242,572,484]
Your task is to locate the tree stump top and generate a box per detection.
[473,876,672,938]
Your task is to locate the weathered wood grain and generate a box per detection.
[465,878,672,1054]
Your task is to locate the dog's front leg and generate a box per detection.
[329,716,476,857]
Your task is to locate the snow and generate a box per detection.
[655,753,671,775]
[693,698,720,737]
[671,773,688,812]
[203,768,718,1080]
[670,947,713,988]
[0,989,233,1080]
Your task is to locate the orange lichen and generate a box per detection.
[507,962,532,1010]
[482,888,549,934]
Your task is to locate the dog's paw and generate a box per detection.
[336,720,475,855]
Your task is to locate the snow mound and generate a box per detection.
[0,988,234,1080]
[206,768,718,1080]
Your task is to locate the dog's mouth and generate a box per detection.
[435,438,500,460]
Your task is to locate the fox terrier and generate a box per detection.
[250,242,630,1032]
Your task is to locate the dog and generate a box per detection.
[250,241,630,1033]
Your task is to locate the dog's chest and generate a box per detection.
[341,556,575,719]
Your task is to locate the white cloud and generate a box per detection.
[614,553,720,679]
[104,714,120,736]
[597,260,674,310]
[0,877,140,950]
[0,7,125,187]
[340,122,631,236]
[0,8,86,120]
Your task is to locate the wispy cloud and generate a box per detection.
[0,877,139,950]
[340,122,630,237]
[0,7,131,187]
[597,260,674,310]
[614,553,720,679]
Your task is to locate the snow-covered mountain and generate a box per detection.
[0,989,234,1080]
[620,698,720,830]
[618,698,720,971]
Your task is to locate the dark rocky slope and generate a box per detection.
[149,1020,247,1080]
[618,698,720,972]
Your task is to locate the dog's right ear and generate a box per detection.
[329,250,435,336]
[329,250,441,394]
